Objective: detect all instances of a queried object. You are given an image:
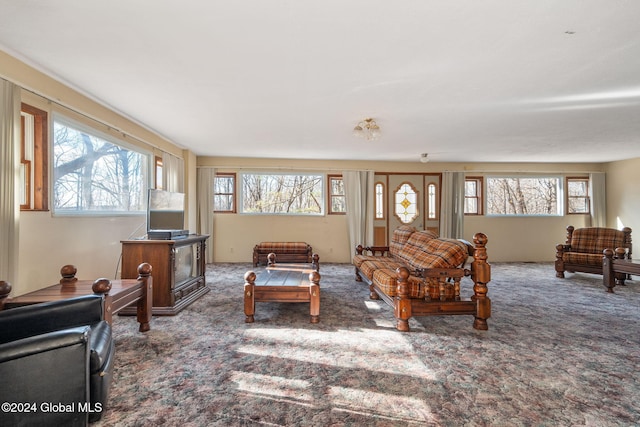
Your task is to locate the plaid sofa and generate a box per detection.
[354,227,491,332]
[253,242,313,266]
[555,225,632,279]
[354,227,473,299]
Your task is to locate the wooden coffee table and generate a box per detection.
[603,248,639,293]
[244,253,320,323]
[3,263,153,332]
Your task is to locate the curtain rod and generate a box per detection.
[196,165,376,172]
[7,77,177,156]
[197,165,601,174]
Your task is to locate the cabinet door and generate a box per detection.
[174,243,199,286]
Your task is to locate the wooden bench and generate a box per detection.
[253,242,313,266]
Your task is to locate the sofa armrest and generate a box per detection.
[0,295,103,343]
[87,320,113,374]
[0,326,89,363]
[355,245,390,256]
[0,327,90,426]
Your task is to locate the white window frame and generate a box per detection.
[239,172,325,216]
[52,113,152,216]
[485,175,563,217]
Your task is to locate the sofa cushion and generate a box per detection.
[395,230,438,266]
[359,259,404,281]
[401,237,469,270]
[563,252,604,267]
[570,228,626,254]
[372,269,425,298]
[389,225,418,258]
[353,254,391,268]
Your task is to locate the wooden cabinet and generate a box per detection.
[120,234,209,315]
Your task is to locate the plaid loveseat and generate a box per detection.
[353,227,492,332]
[555,225,632,281]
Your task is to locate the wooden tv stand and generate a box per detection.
[120,234,209,316]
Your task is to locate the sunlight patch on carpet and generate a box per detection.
[230,371,314,405]
[329,385,436,424]
[240,327,437,380]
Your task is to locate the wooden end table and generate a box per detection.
[244,253,321,324]
[603,248,639,293]
[3,263,153,332]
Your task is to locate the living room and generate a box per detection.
[1,2,640,425]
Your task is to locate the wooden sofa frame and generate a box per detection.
[355,233,491,332]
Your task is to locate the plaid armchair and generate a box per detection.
[555,225,632,282]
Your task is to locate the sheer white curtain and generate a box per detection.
[197,167,215,263]
[589,172,606,227]
[0,79,21,287]
[440,171,465,239]
[162,152,184,192]
[342,170,374,262]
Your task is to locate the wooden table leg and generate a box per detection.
[309,271,320,324]
[135,263,153,332]
[244,271,256,323]
[603,249,616,293]
[137,279,153,332]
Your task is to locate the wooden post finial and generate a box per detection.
[60,264,78,287]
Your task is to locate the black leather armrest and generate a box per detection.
[88,321,112,374]
[0,326,89,363]
[0,295,104,343]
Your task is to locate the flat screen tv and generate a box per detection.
[147,189,188,239]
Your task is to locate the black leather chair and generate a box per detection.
[0,294,114,426]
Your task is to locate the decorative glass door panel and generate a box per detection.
[394,182,419,224]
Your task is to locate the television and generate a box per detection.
[147,189,189,239]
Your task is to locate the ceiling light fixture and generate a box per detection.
[420,153,429,163]
[353,117,380,141]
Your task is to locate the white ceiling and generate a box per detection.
[2,1,640,163]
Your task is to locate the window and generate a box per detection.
[486,176,560,215]
[394,182,418,224]
[53,116,149,214]
[20,103,48,211]
[375,182,385,219]
[426,182,437,219]
[214,173,236,213]
[154,156,163,189]
[328,175,345,214]
[464,177,483,215]
[240,173,324,215]
[567,177,590,214]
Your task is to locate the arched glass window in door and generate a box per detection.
[394,182,418,224]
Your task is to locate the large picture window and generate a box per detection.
[53,116,149,214]
[240,173,324,215]
[486,176,561,216]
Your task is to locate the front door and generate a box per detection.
[372,174,441,246]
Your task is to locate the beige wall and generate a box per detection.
[200,156,610,264]
[3,51,191,296]
[605,157,640,233]
[5,49,640,297]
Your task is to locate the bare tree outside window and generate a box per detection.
[567,177,590,214]
[241,173,323,214]
[53,119,147,213]
[328,175,345,214]
[214,174,235,212]
[486,177,559,215]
